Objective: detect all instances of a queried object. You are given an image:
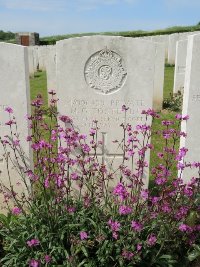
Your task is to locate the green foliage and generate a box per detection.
[163,65,175,99]
[165,63,175,68]
[0,30,15,41]
[163,91,183,112]
[30,71,48,108]
[40,24,200,44]
[0,223,5,263]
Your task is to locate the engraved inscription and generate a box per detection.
[84,48,127,95]
[192,95,200,102]
[69,99,144,128]
[178,66,186,73]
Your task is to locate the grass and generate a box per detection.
[150,65,178,181]
[29,65,178,183]
[163,64,175,99]
[30,71,48,108]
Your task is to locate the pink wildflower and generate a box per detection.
[29,259,40,267]
[179,224,192,233]
[113,183,129,201]
[119,205,132,215]
[70,172,79,180]
[108,219,121,232]
[131,221,143,232]
[59,115,72,123]
[122,250,134,260]
[44,255,52,263]
[112,232,118,240]
[67,206,76,213]
[137,243,142,251]
[12,207,22,215]
[147,234,157,246]
[5,106,13,113]
[80,231,88,240]
[27,239,40,247]
[140,189,149,200]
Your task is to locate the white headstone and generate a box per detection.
[0,43,32,209]
[151,35,169,59]
[137,38,165,110]
[37,46,48,71]
[168,31,200,65]
[153,42,165,110]
[180,34,200,182]
[33,46,39,72]
[168,33,179,65]
[173,39,188,94]
[37,45,55,71]
[27,46,35,76]
[56,36,159,187]
[46,46,56,105]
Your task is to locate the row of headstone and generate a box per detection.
[168,31,200,65]
[173,31,200,95]
[1,33,199,209]
[27,31,200,78]
[180,33,200,182]
[0,36,164,202]
[27,45,56,76]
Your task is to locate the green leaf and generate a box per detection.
[78,259,88,267]
[81,246,88,257]
[188,249,200,262]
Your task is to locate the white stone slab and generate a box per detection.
[137,38,165,110]
[168,31,200,65]
[56,35,158,188]
[153,42,165,110]
[168,33,179,65]
[38,46,48,71]
[0,43,32,209]
[38,46,47,71]
[33,46,39,72]
[180,34,200,182]
[27,46,35,76]
[173,39,188,94]
[151,35,169,59]
[46,46,56,105]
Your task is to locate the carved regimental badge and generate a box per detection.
[84,48,127,95]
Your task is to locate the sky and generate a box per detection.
[0,0,200,37]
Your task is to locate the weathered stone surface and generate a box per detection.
[173,39,188,94]
[153,42,165,110]
[0,43,32,209]
[168,31,200,65]
[46,46,56,105]
[151,35,169,59]
[56,35,158,187]
[168,33,179,65]
[27,46,35,76]
[180,34,200,182]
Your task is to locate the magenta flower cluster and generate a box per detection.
[0,95,199,266]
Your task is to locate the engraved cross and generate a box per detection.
[96,132,124,165]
